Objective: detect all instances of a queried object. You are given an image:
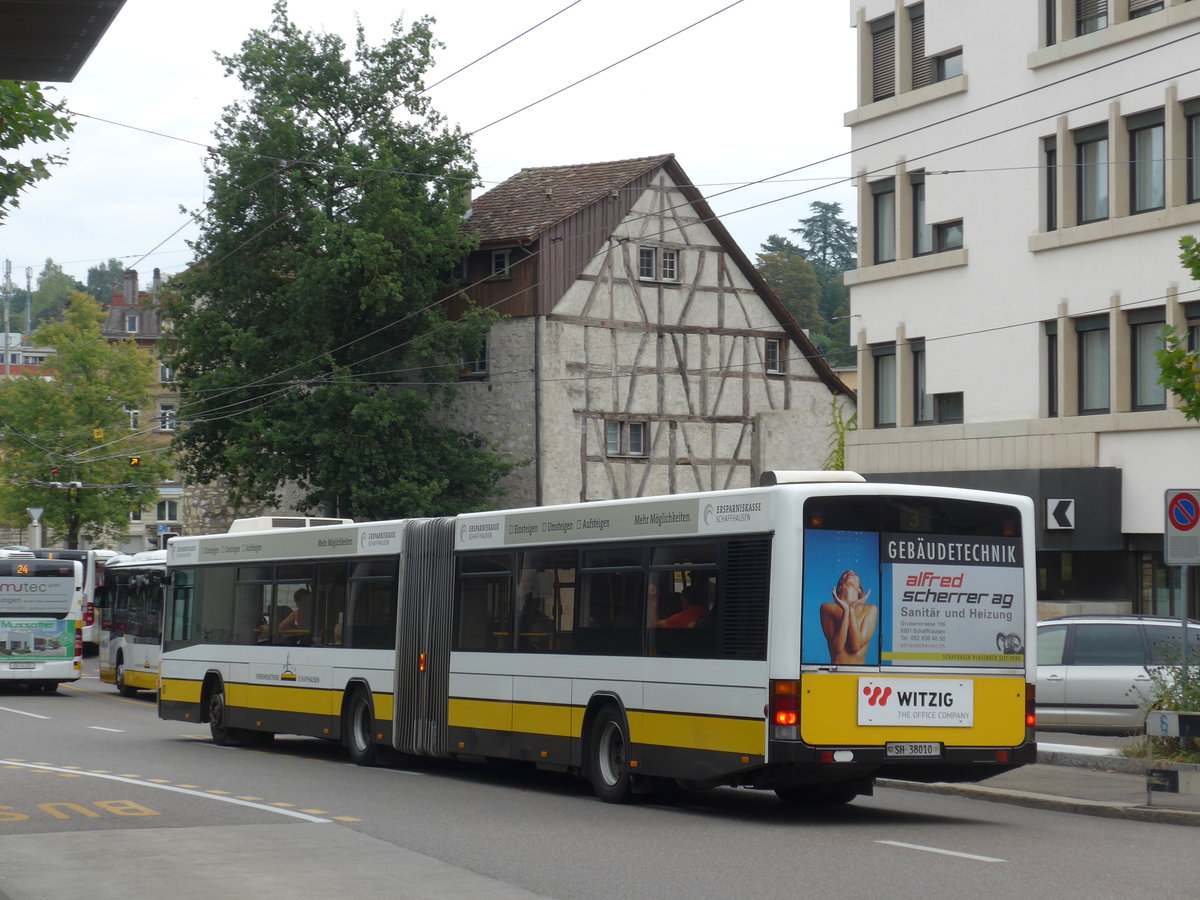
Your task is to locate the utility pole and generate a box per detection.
[3,258,11,378]
[25,266,32,333]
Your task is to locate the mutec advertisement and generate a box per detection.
[802,529,1025,668]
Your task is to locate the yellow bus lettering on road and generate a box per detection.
[94,800,160,816]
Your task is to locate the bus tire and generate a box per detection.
[116,655,137,697]
[345,688,379,767]
[587,705,633,803]
[774,784,859,806]
[39,681,59,694]
[208,684,238,746]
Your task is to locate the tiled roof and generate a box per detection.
[467,154,673,244]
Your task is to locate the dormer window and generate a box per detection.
[125,312,139,333]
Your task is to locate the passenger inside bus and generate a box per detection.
[649,582,709,628]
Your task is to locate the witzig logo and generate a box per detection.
[863,685,892,707]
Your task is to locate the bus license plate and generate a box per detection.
[886,742,941,758]
[8,662,36,670]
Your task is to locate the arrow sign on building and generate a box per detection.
[1046,498,1075,530]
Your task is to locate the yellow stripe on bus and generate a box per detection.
[449,697,764,755]
[629,710,764,756]
[799,672,1027,746]
[124,670,159,690]
[158,678,393,722]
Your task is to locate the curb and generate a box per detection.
[878,777,1200,826]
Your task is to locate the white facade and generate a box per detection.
[844,0,1200,613]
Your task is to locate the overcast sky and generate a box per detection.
[1,0,856,293]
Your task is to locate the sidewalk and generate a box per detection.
[880,733,1200,826]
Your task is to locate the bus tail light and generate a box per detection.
[83,600,95,627]
[418,652,427,673]
[770,680,800,741]
[1025,682,1036,730]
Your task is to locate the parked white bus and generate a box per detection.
[95,550,166,696]
[158,474,1037,804]
[0,549,85,691]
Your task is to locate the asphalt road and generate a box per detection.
[1,670,1193,900]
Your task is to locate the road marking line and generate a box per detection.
[89,726,123,732]
[875,840,1006,863]
[0,761,332,823]
[0,706,50,719]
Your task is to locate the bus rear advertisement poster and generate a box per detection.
[0,619,76,661]
[802,529,1025,669]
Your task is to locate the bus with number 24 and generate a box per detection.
[157,472,1037,805]
[0,549,85,692]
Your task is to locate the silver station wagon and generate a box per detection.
[1036,615,1200,734]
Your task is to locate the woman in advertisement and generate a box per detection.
[819,569,878,665]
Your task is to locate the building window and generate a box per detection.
[909,5,931,90]
[638,247,679,282]
[452,257,468,281]
[872,344,897,428]
[124,406,140,429]
[1077,0,1108,35]
[605,421,647,457]
[934,392,963,423]
[490,249,511,278]
[130,509,142,522]
[1186,100,1200,204]
[1046,322,1059,418]
[1076,316,1110,414]
[159,363,175,384]
[933,221,963,252]
[872,179,896,264]
[156,500,178,523]
[1075,125,1109,224]
[936,51,963,82]
[125,312,139,333]
[1128,1,1165,18]
[1129,111,1165,214]
[1044,137,1058,231]
[159,404,176,432]
[462,338,488,377]
[1130,313,1166,409]
[1045,0,1058,46]
[765,338,784,374]
[870,15,895,102]
[912,341,933,424]
[912,175,962,255]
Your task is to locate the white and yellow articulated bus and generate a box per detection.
[158,472,1037,805]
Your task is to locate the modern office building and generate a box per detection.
[844,1,1200,616]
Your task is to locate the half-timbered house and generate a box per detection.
[446,154,855,508]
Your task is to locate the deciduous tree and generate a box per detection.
[162,1,510,519]
[0,293,169,547]
[0,80,73,222]
[1157,235,1200,419]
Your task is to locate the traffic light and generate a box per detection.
[129,456,141,467]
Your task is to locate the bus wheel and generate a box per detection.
[116,656,137,697]
[345,689,378,767]
[588,705,632,803]
[40,681,59,694]
[208,686,237,746]
[774,784,859,806]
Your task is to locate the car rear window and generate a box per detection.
[1070,623,1145,666]
[1145,624,1200,665]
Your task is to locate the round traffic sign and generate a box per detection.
[1168,492,1200,532]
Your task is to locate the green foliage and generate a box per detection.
[0,293,170,547]
[0,81,74,221]
[791,201,858,271]
[1141,641,1200,760]
[31,260,84,325]
[163,1,511,519]
[822,394,857,471]
[758,202,857,369]
[755,250,822,332]
[1157,236,1200,420]
[86,259,128,304]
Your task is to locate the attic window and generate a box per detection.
[490,249,511,279]
[638,246,679,283]
[765,338,784,374]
